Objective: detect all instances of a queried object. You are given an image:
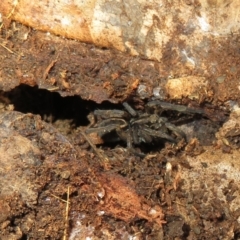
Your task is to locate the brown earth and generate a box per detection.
[0,22,239,239]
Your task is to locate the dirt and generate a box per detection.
[1,22,240,105]
[0,22,240,239]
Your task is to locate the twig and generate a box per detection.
[50,187,70,240]
[80,130,110,170]
[47,86,60,91]
[63,186,70,240]
[43,58,58,80]
[50,193,68,203]
[0,42,14,54]
[7,0,19,19]
[0,0,19,30]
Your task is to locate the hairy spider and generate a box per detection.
[86,100,204,157]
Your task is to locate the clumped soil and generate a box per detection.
[1,22,240,105]
[0,22,240,240]
[0,85,239,240]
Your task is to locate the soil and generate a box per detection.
[0,22,240,240]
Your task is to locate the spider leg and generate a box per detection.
[141,127,177,143]
[116,127,146,158]
[146,100,204,115]
[165,122,186,140]
[86,124,121,136]
[98,118,128,128]
[130,113,158,125]
[129,149,146,158]
[115,127,129,143]
[137,128,153,143]
[94,109,129,119]
[129,125,139,145]
[122,102,138,117]
[86,118,127,137]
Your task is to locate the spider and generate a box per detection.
[86,100,204,157]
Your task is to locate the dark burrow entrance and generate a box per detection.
[0,84,226,155]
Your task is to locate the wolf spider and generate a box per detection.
[86,100,204,157]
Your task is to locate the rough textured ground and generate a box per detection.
[0,22,240,240]
[1,22,240,105]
